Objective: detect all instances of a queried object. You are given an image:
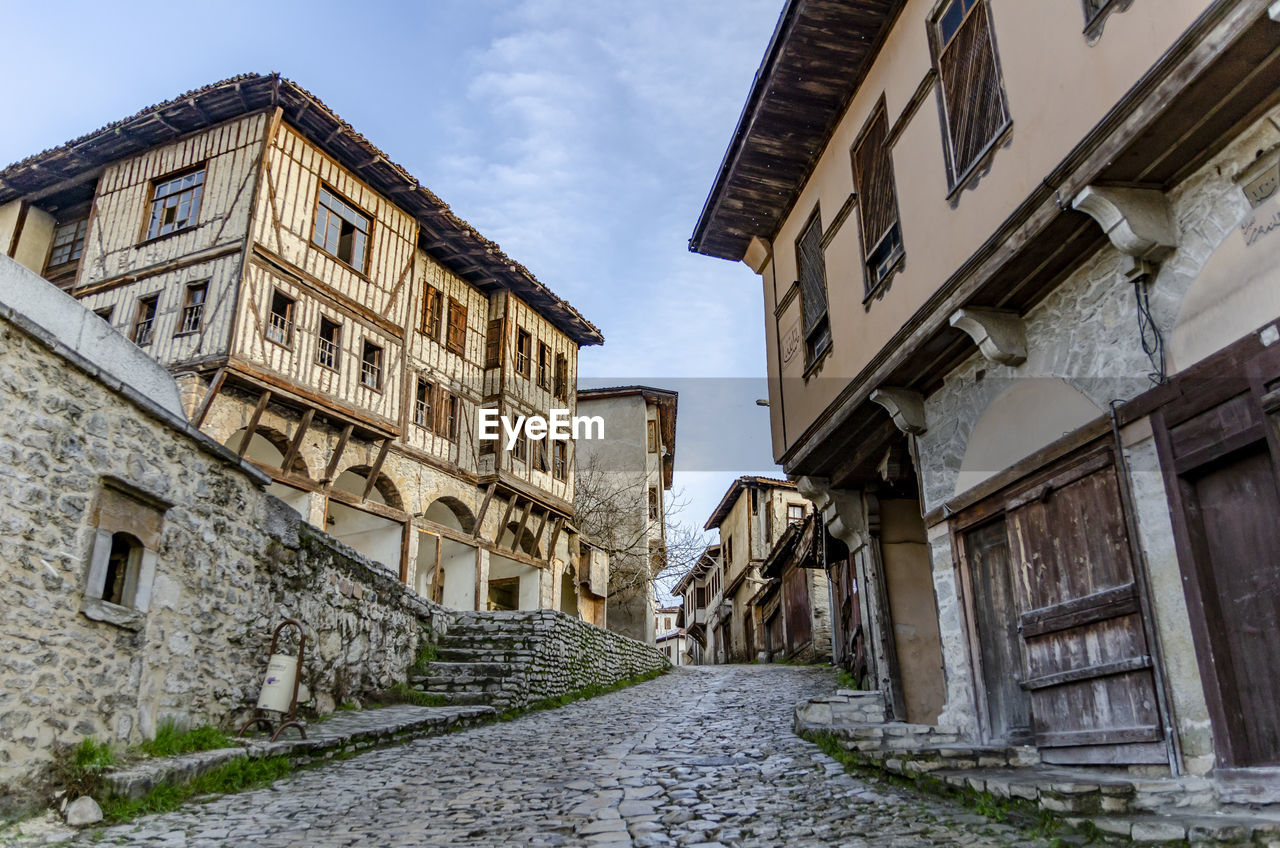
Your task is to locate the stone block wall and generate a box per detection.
[445,610,670,711]
[0,279,451,810]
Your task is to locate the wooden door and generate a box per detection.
[783,564,813,654]
[1156,343,1280,768]
[1005,456,1164,761]
[964,519,1033,744]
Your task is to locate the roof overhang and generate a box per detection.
[0,73,603,346]
[689,0,906,262]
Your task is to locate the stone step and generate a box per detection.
[436,647,534,663]
[422,660,518,678]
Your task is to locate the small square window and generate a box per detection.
[312,186,371,273]
[176,282,207,336]
[47,218,88,270]
[787,503,805,524]
[146,167,205,240]
[83,481,169,630]
[317,316,341,370]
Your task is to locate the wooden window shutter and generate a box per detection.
[446,299,466,354]
[937,1,1010,182]
[485,319,503,368]
[423,286,442,338]
[796,213,828,335]
[853,110,899,249]
[553,353,568,399]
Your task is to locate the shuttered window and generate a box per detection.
[796,211,831,366]
[553,353,568,400]
[422,286,442,339]
[485,319,503,368]
[852,105,904,294]
[446,298,466,354]
[933,0,1010,188]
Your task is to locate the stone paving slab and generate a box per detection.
[45,667,1071,847]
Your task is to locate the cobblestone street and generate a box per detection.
[63,665,1057,847]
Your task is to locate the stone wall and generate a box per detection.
[444,610,670,711]
[0,261,451,810]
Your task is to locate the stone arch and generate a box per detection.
[332,465,404,510]
[955,378,1102,496]
[422,497,475,534]
[224,427,310,477]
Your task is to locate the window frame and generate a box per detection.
[795,207,832,371]
[265,289,296,349]
[851,98,906,302]
[647,420,659,453]
[83,480,169,630]
[414,376,435,430]
[311,183,373,275]
[316,315,342,371]
[175,281,208,337]
[927,0,1012,196]
[536,341,551,389]
[132,294,159,346]
[512,431,528,463]
[787,503,806,525]
[515,328,532,378]
[552,439,568,481]
[553,353,568,400]
[45,216,89,274]
[141,163,206,243]
[360,339,384,392]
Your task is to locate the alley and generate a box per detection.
[67,665,1054,848]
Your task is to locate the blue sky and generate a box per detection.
[0,0,786,568]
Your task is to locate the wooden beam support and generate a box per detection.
[473,483,496,538]
[237,391,272,457]
[361,438,392,501]
[323,423,353,484]
[545,517,565,566]
[493,494,518,547]
[531,508,550,558]
[510,500,534,552]
[280,408,314,475]
[192,367,227,427]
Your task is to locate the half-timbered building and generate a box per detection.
[0,73,604,616]
[692,0,1280,784]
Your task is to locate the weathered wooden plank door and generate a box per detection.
[1156,343,1280,768]
[964,519,1033,744]
[1005,456,1164,762]
[783,564,813,654]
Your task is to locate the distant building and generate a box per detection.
[0,73,604,616]
[702,476,809,662]
[575,386,678,643]
[674,545,717,665]
[752,512,831,663]
[654,605,687,666]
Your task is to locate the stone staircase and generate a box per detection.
[409,611,538,711]
[795,690,1280,845]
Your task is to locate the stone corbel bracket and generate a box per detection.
[1071,185,1178,263]
[948,307,1027,366]
[796,476,866,550]
[869,387,927,435]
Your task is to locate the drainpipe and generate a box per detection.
[1109,400,1183,776]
